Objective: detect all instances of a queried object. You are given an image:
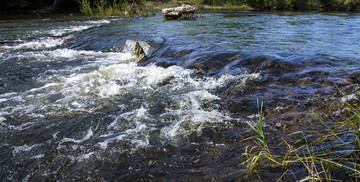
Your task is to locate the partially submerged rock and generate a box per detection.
[132,42,145,58]
[110,40,152,62]
[162,4,195,20]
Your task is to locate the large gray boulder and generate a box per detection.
[161,4,195,20]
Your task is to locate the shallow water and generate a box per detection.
[0,11,359,181]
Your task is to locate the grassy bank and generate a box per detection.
[77,0,253,19]
[3,0,360,17]
[76,0,360,19]
[77,0,360,15]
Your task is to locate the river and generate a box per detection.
[0,11,359,181]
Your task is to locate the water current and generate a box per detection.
[0,11,360,181]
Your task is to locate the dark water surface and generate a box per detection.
[0,11,359,181]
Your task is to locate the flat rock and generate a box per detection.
[162,4,195,20]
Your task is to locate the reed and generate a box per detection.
[241,99,282,176]
[240,98,360,181]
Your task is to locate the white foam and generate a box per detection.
[49,48,94,58]
[48,48,123,60]
[2,37,65,50]
[181,90,219,110]
[53,132,59,140]
[341,93,358,103]
[76,152,96,162]
[13,144,41,155]
[0,47,260,154]
[2,46,136,64]
[48,25,92,36]
[98,134,125,150]
[30,154,44,159]
[33,19,111,37]
[1,92,17,97]
[98,141,109,150]
[0,116,6,122]
[125,122,148,135]
[5,122,36,131]
[60,127,93,144]
[87,19,111,24]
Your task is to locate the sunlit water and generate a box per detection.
[0,11,359,181]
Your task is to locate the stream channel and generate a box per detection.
[0,11,360,181]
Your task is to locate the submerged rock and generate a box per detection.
[162,4,195,20]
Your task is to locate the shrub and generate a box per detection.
[79,0,130,19]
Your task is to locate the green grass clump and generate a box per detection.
[241,98,360,181]
[241,100,282,175]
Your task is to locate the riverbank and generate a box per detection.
[0,1,252,20]
[0,2,254,21]
[3,0,360,17]
[3,0,360,20]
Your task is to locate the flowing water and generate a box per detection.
[0,11,360,181]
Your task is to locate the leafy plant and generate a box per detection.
[79,0,154,19]
[79,0,97,19]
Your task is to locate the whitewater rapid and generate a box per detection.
[0,17,260,174]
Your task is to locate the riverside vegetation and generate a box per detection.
[79,0,156,19]
[78,0,360,18]
[76,0,360,19]
[2,0,360,15]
